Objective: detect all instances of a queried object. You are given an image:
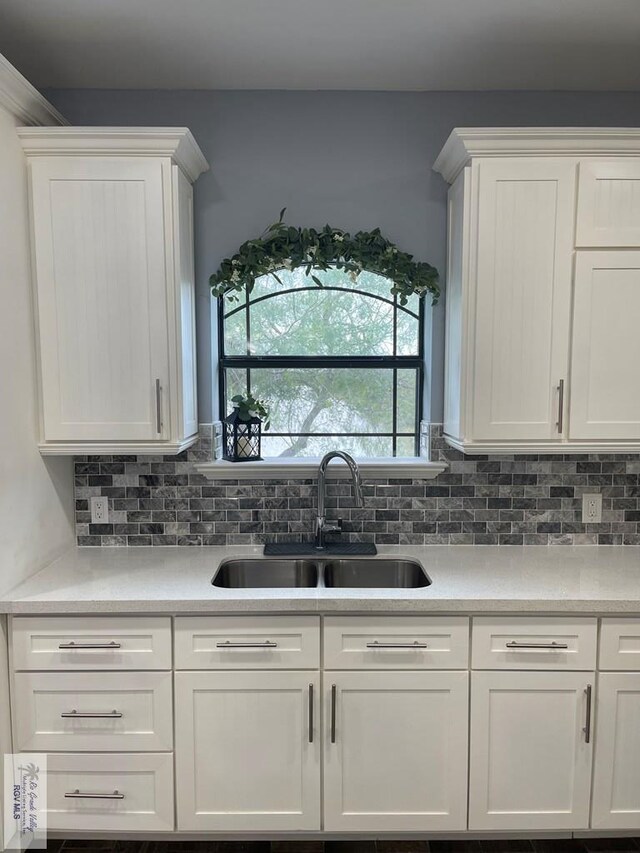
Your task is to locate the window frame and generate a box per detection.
[217,278,425,458]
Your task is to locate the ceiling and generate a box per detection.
[1,0,640,91]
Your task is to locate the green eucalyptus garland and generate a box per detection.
[210,209,439,305]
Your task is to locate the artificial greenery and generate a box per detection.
[210,209,439,306]
[230,393,271,431]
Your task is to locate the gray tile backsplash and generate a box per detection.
[74,424,640,547]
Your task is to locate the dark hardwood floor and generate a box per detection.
[44,838,640,853]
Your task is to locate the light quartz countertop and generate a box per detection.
[1,545,640,614]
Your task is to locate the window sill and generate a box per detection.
[194,457,447,481]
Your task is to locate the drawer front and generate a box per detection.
[324,617,469,669]
[576,160,640,247]
[175,616,320,669]
[472,617,597,670]
[11,616,171,670]
[13,671,173,751]
[600,618,640,670]
[45,752,174,832]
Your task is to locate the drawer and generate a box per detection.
[44,752,174,832]
[323,616,469,669]
[600,618,640,670]
[11,616,171,670]
[472,617,597,670]
[13,671,173,751]
[174,615,320,669]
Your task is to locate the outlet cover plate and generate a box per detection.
[582,493,602,524]
[90,496,109,524]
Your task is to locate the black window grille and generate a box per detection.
[218,269,424,458]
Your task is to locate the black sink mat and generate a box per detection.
[264,542,377,556]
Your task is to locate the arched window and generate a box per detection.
[219,267,424,457]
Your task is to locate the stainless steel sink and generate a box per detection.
[212,559,318,588]
[322,559,430,589]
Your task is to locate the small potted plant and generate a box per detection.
[223,393,271,462]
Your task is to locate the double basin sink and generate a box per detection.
[212,558,431,589]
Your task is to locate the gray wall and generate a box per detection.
[44,89,640,423]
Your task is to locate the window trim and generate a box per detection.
[195,455,448,481]
[217,275,426,458]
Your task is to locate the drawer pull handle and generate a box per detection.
[556,379,565,434]
[366,640,428,649]
[61,709,123,719]
[65,789,124,800]
[58,641,121,650]
[155,378,162,434]
[216,640,278,648]
[308,683,314,743]
[505,641,569,650]
[584,684,593,744]
[331,684,337,744]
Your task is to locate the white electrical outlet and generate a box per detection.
[582,493,602,524]
[91,496,109,524]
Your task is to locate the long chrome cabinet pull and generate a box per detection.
[308,684,314,743]
[557,379,565,434]
[58,641,121,650]
[61,710,122,719]
[506,641,568,650]
[155,378,162,434]
[216,640,277,649]
[65,789,124,800]
[366,640,428,649]
[330,684,337,744]
[584,684,593,743]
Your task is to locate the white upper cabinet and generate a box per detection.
[472,158,575,443]
[570,251,640,440]
[435,127,640,454]
[577,160,640,247]
[19,128,208,455]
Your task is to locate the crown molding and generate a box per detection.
[17,126,209,181]
[433,127,640,183]
[0,52,67,126]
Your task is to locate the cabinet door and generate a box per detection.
[29,156,169,441]
[471,159,575,441]
[577,160,640,247]
[175,671,320,831]
[592,673,640,830]
[324,671,468,832]
[570,251,640,440]
[469,671,593,830]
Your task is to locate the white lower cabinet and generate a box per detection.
[175,670,320,831]
[45,753,174,832]
[592,672,640,829]
[323,671,469,832]
[469,671,594,831]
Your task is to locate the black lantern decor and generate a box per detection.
[223,409,262,462]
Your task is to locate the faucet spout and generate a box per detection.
[314,450,364,550]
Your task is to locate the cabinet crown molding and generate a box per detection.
[433,127,640,183]
[17,126,209,181]
[0,52,67,126]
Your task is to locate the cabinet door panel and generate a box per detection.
[175,671,320,831]
[469,671,593,831]
[570,251,640,440]
[30,156,169,441]
[472,159,575,441]
[324,671,468,832]
[592,673,640,829]
[577,160,640,247]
